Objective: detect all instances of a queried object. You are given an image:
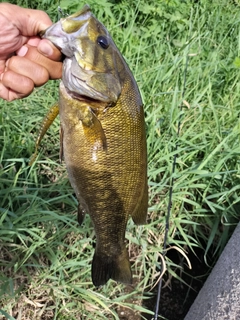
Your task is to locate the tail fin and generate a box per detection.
[91,248,132,287]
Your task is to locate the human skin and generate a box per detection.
[0,3,62,101]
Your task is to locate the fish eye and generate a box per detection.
[97,35,109,49]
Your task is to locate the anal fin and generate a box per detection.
[77,202,85,226]
[131,178,148,225]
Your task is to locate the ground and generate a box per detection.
[143,246,210,320]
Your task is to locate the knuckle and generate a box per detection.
[35,67,49,86]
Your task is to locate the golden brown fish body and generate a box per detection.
[43,5,148,286]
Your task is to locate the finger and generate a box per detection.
[7,55,49,86]
[37,39,62,62]
[0,70,34,101]
[17,44,62,80]
[0,81,19,101]
[0,60,6,74]
[17,38,62,62]
[27,37,41,47]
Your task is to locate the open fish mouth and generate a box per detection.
[64,85,109,106]
[41,6,121,104]
[62,57,114,103]
[41,5,92,58]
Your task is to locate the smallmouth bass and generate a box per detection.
[38,5,148,286]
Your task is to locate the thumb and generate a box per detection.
[37,39,62,61]
[18,7,53,36]
[0,3,53,36]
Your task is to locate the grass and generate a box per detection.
[1,0,240,319]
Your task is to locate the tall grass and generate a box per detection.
[1,0,240,319]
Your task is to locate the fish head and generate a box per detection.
[42,5,122,104]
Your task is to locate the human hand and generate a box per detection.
[0,3,62,101]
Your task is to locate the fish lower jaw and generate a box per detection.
[60,81,108,105]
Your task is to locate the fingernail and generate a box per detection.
[17,46,28,57]
[38,41,53,57]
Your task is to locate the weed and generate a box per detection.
[1,0,240,319]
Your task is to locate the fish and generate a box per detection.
[38,4,148,286]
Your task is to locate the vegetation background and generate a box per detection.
[0,0,240,319]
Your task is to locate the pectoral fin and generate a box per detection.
[80,107,107,151]
[29,103,59,165]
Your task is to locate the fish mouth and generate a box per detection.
[60,82,111,109]
[66,88,105,104]
[62,57,119,104]
[42,6,121,104]
[41,6,91,58]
